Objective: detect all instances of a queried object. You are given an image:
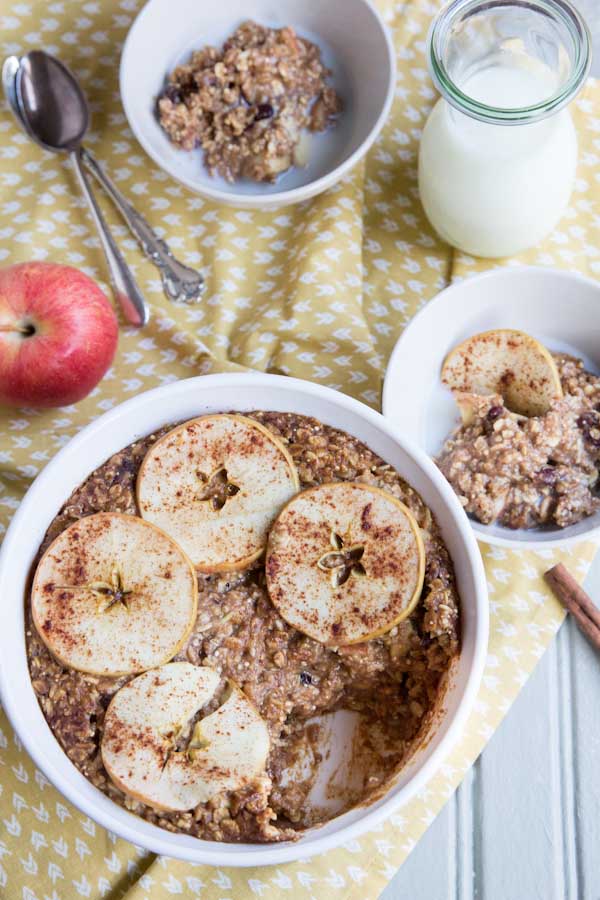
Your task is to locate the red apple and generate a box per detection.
[0,262,119,408]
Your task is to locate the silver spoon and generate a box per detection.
[4,55,205,310]
[9,51,149,327]
[11,52,205,308]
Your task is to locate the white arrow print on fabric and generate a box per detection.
[212,870,232,890]
[73,874,92,897]
[30,831,47,852]
[44,891,62,900]
[12,792,28,812]
[20,852,38,875]
[511,595,530,612]
[4,814,20,836]
[324,869,345,888]
[270,870,292,890]
[162,873,183,894]
[375,839,394,857]
[34,770,49,791]
[98,875,112,896]
[55,802,72,822]
[348,865,368,883]
[75,838,90,861]
[47,861,63,884]
[11,434,31,449]
[79,817,95,836]
[104,851,121,872]
[342,838,363,853]
[52,836,68,857]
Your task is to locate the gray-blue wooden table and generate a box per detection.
[383,3,600,896]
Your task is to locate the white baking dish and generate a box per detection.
[0,374,488,866]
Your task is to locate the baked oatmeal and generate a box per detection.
[438,354,600,530]
[157,21,342,183]
[27,413,460,843]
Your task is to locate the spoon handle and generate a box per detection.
[69,150,149,327]
[81,148,205,305]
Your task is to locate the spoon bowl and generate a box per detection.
[17,51,89,153]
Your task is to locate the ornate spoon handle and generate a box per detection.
[81,147,205,305]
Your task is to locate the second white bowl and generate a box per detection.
[383,266,600,549]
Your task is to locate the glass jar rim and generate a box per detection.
[428,0,592,124]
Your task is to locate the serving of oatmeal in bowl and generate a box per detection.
[383,266,600,549]
[157,20,343,185]
[119,0,395,208]
[0,374,487,866]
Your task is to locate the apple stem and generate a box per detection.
[0,322,36,336]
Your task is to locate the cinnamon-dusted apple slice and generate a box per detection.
[265,482,425,645]
[441,329,562,417]
[101,662,270,811]
[137,414,300,572]
[31,512,197,677]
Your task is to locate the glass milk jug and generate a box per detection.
[418,0,591,258]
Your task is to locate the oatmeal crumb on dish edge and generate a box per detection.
[27,412,460,844]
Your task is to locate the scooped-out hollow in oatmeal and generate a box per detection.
[27,412,460,844]
[157,20,343,183]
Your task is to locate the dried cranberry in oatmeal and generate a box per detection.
[157,20,343,183]
[437,354,600,530]
[27,413,460,843]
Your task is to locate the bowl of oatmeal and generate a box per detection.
[0,374,487,866]
[382,266,600,548]
[119,0,395,208]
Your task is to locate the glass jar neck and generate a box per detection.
[428,0,592,126]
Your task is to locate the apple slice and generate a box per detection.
[101,662,270,811]
[137,414,300,572]
[441,329,562,417]
[265,482,425,645]
[31,512,197,676]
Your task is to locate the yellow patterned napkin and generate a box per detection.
[1,0,599,897]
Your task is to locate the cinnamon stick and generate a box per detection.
[544,563,600,650]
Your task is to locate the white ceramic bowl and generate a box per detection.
[119,0,395,208]
[382,266,600,549]
[0,374,487,866]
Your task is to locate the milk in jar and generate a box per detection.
[418,0,591,258]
